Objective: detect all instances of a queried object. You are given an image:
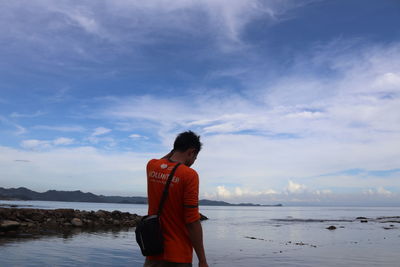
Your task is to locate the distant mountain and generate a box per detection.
[0,187,282,207]
[0,187,147,204]
[199,199,232,206]
[199,199,282,207]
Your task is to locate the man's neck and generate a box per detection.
[169,152,186,165]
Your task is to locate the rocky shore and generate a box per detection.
[0,206,209,237]
[0,207,142,237]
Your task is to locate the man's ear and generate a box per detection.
[187,148,196,156]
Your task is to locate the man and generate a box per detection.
[144,131,208,267]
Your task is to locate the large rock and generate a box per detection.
[31,212,44,222]
[95,210,107,218]
[71,218,83,227]
[55,209,75,218]
[111,210,122,219]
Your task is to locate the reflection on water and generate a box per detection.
[1,201,400,266]
[0,227,133,246]
[1,229,144,266]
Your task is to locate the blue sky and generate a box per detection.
[1,0,400,205]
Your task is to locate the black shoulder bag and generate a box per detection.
[135,162,181,256]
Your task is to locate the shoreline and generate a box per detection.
[0,205,208,238]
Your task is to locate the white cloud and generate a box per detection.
[373,72,400,88]
[87,136,116,146]
[53,137,74,146]
[206,185,279,201]
[0,115,27,135]
[216,185,232,198]
[377,187,392,196]
[87,127,115,146]
[365,187,393,197]
[315,189,332,195]
[10,111,45,118]
[21,139,51,150]
[129,133,148,139]
[201,182,398,205]
[203,182,400,206]
[20,137,75,150]
[286,180,307,194]
[33,125,85,132]
[92,127,111,136]
[15,124,27,135]
[64,10,100,36]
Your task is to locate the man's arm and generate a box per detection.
[186,220,208,267]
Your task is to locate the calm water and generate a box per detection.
[1,200,400,266]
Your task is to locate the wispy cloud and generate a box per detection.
[53,137,74,146]
[92,127,112,136]
[129,133,149,140]
[14,124,27,135]
[33,125,86,132]
[320,168,400,178]
[20,137,75,150]
[10,111,45,118]
[20,139,52,150]
[0,115,27,135]
[0,0,314,73]
[86,127,116,147]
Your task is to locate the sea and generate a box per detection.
[0,200,399,267]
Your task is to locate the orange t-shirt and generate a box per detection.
[146,158,201,263]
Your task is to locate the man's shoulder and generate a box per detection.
[147,158,158,165]
[147,159,165,171]
[178,164,198,178]
[147,158,157,167]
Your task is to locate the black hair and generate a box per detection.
[173,130,202,153]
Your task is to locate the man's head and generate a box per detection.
[173,131,202,167]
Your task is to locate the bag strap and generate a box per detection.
[157,162,181,217]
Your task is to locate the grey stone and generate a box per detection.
[95,210,106,217]
[71,218,83,227]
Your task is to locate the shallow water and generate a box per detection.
[1,200,399,266]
